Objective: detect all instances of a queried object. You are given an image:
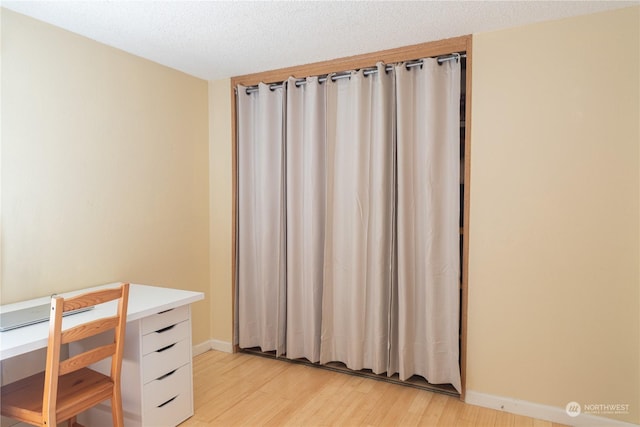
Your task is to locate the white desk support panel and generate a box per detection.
[0,283,204,427]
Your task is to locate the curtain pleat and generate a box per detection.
[320,64,395,374]
[237,58,461,391]
[285,77,326,362]
[395,59,462,392]
[237,83,287,355]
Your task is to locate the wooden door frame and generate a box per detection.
[229,34,472,399]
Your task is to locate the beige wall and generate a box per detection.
[208,79,234,345]
[0,9,211,345]
[468,6,639,424]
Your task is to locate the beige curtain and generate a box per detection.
[285,77,326,362]
[236,58,461,392]
[395,58,461,391]
[236,83,286,356]
[320,63,396,373]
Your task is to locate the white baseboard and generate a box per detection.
[210,339,233,353]
[192,339,233,356]
[192,340,212,356]
[465,390,638,427]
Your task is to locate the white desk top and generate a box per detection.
[0,283,204,360]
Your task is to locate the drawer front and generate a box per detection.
[143,388,192,427]
[142,338,191,384]
[142,305,189,335]
[143,364,191,413]
[142,320,190,355]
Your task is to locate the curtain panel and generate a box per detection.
[395,59,461,391]
[236,59,462,392]
[285,76,326,363]
[237,83,287,356]
[320,63,396,374]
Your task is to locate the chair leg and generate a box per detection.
[111,387,124,427]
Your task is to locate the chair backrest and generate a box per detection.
[42,283,130,420]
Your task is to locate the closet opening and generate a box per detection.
[231,35,471,399]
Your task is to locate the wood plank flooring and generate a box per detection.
[180,350,568,427]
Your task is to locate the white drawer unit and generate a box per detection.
[140,307,193,426]
[71,296,197,427]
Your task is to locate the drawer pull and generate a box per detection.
[158,308,174,314]
[157,369,177,381]
[157,343,176,353]
[158,395,178,408]
[155,324,176,334]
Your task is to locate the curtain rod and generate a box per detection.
[240,52,466,95]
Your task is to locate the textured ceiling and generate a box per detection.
[2,1,636,80]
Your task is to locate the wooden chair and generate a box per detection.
[1,282,130,427]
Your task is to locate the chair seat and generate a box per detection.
[1,368,114,425]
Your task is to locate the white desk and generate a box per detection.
[0,283,204,426]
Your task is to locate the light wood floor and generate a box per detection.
[180,350,568,427]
